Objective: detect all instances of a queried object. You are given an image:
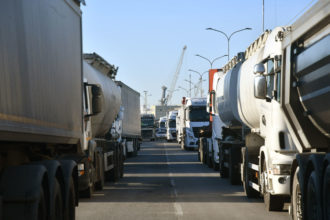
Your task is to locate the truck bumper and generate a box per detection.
[186,143,198,149]
[269,174,291,195]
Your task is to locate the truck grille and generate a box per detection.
[171,131,177,138]
[142,130,152,138]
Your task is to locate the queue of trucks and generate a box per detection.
[1,0,328,219]
[200,0,329,218]
[0,0,141,219]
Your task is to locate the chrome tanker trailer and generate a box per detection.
[80,53,122,197]
[211,55,247,185]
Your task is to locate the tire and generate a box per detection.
[94,168,104,190]
[37,187,47,220]
[323,164,330,220]
[213,161,219,171]
[64,177,76,220]
[292,167,303,220]
[53,179,64,220]
[229,147,240,185]
[95,153,105,191]
[306,171,322,220]
[219,142,228,178]
[207,143,213,168]
[119,145,124,178]
[242,147,259,198]
[80,163,94,198]
[201,138,207,165]
[198,138,203,162]
[211,147,219,171]
[107,146,120,182]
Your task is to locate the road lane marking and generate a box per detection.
[174,203,183,216]
[163,142,184,217]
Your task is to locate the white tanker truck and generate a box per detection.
[80,53,123,197]
[212,29,295,210]
[211,0,329,216]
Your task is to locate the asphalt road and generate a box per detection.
[77,141,290,220]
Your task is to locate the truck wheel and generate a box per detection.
[202,138,208,165]
[219,143,228,178]
[207,144,213,168]
[211,147,219,171]
[94,169,104,190]
[306,171,322,220]
[53,179,64,219]
[80,164,94,198]
[37,187,47,220]
[323,164,330,220]
[229,147,240,185]
[292,167,303,220]
[242,147,259,198]
[119,145,124,178]
[64,177,76,220]
[198,138,202,162]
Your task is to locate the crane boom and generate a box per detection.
[165,45,187,105]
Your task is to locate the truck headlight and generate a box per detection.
[271,164,291,175]
[78,163,85,176]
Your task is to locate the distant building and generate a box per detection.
[150,105,180,120]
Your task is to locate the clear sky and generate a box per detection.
[82,0,316,108]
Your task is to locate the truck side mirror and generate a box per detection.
[91,85,102,115]
[253,63,265,74]
[211,90,216,114]
[254,75,267,99]
[206,93,210,113]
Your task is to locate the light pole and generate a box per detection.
[195,54,228,69]
[184,73,193,97]
[188,69,208,97]
[206,27,252,61]
[142,91,151,113]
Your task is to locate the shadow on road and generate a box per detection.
[79,141,264,204]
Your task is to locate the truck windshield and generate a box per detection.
[169,120,176,128]
[187,106,209,122]
[141,117,154,128]
[160,121,165,128]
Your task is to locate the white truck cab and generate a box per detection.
[166,110,178,141]
[178,97,209,150]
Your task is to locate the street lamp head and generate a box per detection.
[245,27,252,30]
[206,27,213,30]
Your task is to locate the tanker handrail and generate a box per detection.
[84,52,118,79]
[221,30,270,73]
[245,30,270,59]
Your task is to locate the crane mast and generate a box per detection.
[164,45,187,105]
